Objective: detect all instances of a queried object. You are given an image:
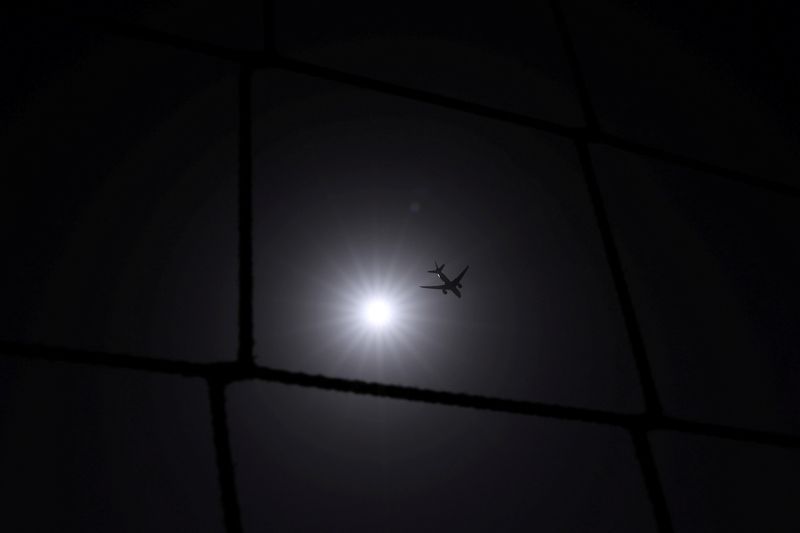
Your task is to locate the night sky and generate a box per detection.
[2,3,800,532]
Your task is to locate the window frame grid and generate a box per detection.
[4,7,800,533]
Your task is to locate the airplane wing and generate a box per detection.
[452,265,469,283]
[419,284,446,290]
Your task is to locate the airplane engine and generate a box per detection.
[442,289,447,294]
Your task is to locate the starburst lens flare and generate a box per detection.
[363,298,392,327]
[269,235,444,371]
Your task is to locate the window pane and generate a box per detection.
[562,0,800,185]
[652,432,800,533]
[0,29,238,362]
[71,4,264,48]
[594,146,800,434]
[253,71,643,412]
[228,382,657,532]
[275,0,583,125]
[0,356,224,532]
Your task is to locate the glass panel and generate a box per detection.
[275,0,583,125]
[253,71,642,412]
[73,3,264,48]
[562,0,800,185]
[0,34,238,362]
[229,382,657,532]
[0,357,224,532]
[652,432,800,533]
[594,146,800,434]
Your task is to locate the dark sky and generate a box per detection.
[1,3,799,532]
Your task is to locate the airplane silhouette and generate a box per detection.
[420,261,469,298]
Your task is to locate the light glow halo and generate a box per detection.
[363,298,392,327]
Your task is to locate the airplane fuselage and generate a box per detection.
[420,262,468,298]
[436,272,462,297]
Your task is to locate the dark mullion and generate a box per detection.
[84,18,800,200]
[238,65,255,367]
[82,17,254,64]
[576,141,674,532]
[4,344,800,450]
[549,0,599,130]
[263,0,276,55]
[548,0,662,420]
[599,132,800,199]
[549,2,674,530]
[660,416,800,450]
[269,55,574,138]
[2,344,800,450]
[631,429,675,533]
[251,364,634,427]
[208,379,244,533]
[575,143,662,416]
[0,340,206,378]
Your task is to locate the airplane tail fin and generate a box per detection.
[427,261,444,274]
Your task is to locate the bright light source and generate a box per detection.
[363,298,392,327]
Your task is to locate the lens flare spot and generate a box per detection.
[363,299,392,327]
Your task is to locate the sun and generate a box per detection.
[363,298,392,327]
